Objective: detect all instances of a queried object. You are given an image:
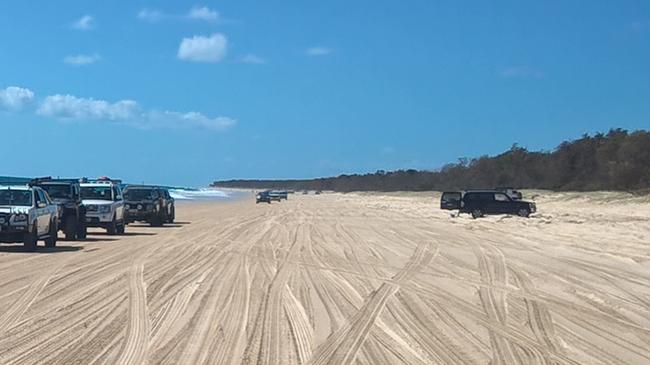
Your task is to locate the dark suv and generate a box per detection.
[31,177,87,240]
[123,186,174,226]
[441,190,536,218]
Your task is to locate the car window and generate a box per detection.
[114,186,123,201]
[495,193,509,202]
[36,190,47,205]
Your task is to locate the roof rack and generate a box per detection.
[84,177,123,184]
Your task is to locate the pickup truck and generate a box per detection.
[441,190,536,218]
[80,178,126,235]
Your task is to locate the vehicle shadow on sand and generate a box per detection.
[128,223,189,229]
[0,245,83,254]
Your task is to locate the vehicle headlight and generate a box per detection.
[99,205,111,213]
[12,214,28,223]
[137,204,143,210]
[125,204,130,209]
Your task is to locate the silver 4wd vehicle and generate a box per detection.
[80,178,126,235]
[0,185,60,251]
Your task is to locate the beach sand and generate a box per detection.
[0,191,648,364]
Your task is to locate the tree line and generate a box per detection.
[212,129,650,193]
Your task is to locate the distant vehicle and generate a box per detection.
[80,177,126,235]
[123,185,175,226]
[315,190,322,195]
[256,191,272,204]
[275,190,289,200]
[441,190,536,218]
[495,187,523,200]
[0,185,59,251]
[31,177,87,240]
[268,191,283,202]
[302,190,309,195]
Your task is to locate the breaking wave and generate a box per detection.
[168,188,232,201]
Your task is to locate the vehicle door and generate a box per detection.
[34,190,50,235]
[493,193,513,214]
[440,192,462,210]
[113,186,125,221]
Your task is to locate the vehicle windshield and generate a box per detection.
[81,186,113,201]
[0,190,33,206]
[124,189,157,200]
[40,184,70,199]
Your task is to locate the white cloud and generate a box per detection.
[241,54,266,64]
[138,6,220,23]
[0,86,35,111]
[64,53,101,66]
[500,66,544,79]
[146,111,236,131]
[37,95,139,121]
[137,9,165,22]
[72,15,95,30]
[35,93,235,132]
[187,6,219,21]
[306,47,333,56]
[178,34,228,63]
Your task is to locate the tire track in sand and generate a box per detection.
[308,241,436,365]
[0,275,51,334]
[115,257,150,365]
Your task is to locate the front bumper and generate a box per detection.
[0,224,29,243]
[125,209,156,221]
[85,213,114,225]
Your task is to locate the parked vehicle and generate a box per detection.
[441,190,536,218]
[123,185,174,226]
[0,185,59,251]
[256,191,272,204]
[268,191,283,202]
[80,177,126,235]
[31,177,87,240]
[495,187,523,200]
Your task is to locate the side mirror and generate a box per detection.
[38,202,47,208]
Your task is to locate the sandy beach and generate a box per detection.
[0,191,649,365]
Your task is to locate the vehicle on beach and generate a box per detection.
[441,190,536,218]
[0,185,59,251]
[123,185,175,226]
[268,191,283,201]
[31,177,87,240]
[256,191,272,204]
[495,187,523,200]
[80,177,126,235]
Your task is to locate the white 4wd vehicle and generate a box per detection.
[80,179,126,235]
[0,185,60,251]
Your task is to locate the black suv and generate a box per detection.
[31,177,87,240]
[123,186,174,226]
[441,190,536,218]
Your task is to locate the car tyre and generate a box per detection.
[23,225,38,252]
[471,209,483,219]
[517,208,530,218]
[44,220,58,248]
[77,221,87,240]
[64,216,77,241]
[117,222,125,235]
[107,217,117,235]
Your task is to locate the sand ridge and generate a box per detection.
[0,192,648,364]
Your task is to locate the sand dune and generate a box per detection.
[0,192,648,364]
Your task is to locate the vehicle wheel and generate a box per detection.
[150,214,163,227]
[77,222,87,240]
[471,209,483,219]
[117,223,125,235]
[169,207,175,223]
[106,218,117,235]
[64,217,77,241]
[517,208,530,218]
[23,225,38,252]
[45,220,58,248]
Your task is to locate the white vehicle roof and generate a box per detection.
[0,185,31,191]
[80,182,117,187]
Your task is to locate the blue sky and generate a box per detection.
[1,1,649,186]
